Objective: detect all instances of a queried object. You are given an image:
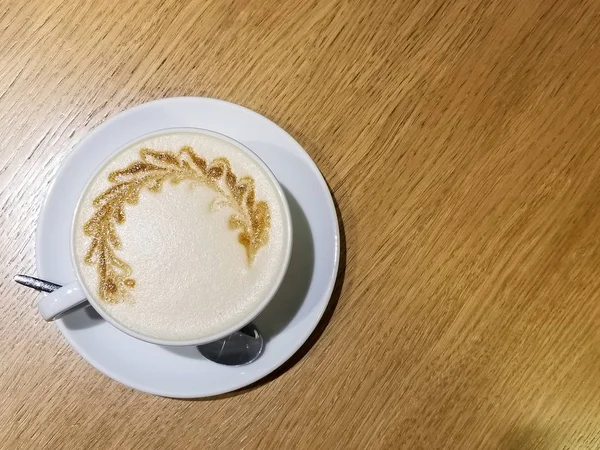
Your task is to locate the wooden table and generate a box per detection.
[2,0,600,448]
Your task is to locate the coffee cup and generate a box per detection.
[38,128,292,347]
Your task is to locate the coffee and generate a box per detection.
[73,130,289,342]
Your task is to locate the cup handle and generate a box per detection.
[37,281,87,321]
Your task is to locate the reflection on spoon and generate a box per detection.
[197,322,264,366]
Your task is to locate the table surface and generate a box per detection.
[2,0,600,448]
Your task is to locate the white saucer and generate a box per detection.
[36,97,340,398]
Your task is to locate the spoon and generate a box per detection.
[14,274,264,366]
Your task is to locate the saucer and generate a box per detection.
[36,97,340,398]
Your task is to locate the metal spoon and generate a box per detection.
[14,274,264,366]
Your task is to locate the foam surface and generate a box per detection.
[73,131,287,342]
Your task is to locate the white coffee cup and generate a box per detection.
[38,128,293,347]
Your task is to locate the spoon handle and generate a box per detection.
[14,274,61,293]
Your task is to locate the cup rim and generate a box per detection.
[69,127,293,347]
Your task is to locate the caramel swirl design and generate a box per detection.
[83,146,271,303]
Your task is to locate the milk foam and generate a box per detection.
[73,131,288,342]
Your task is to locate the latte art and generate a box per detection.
[83,147,271,303]
[73,130,289,342]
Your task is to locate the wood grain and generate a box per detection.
[2,0,600,448]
